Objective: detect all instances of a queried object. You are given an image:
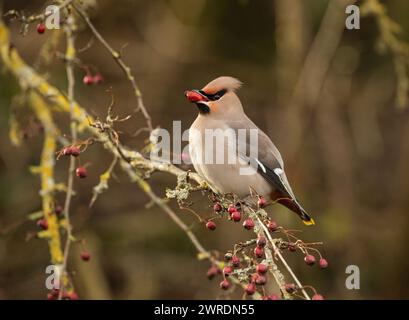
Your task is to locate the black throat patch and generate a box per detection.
[196,103,210,114]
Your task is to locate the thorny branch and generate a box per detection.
[0,2,326,300]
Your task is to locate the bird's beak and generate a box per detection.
[184,90,209,103]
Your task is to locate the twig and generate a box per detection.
[72,2,153,132]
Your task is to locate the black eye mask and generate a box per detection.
[199,89,227,101]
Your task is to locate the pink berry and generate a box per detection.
[245,283,256,295]
[288,242,297,252]
[285,283,296,293]
[75,166,87,178]
[213,203,222,213]
[263,294,280,300]
[206,221,216,231]
[223,266,233,276]
[37,23,45,34]
[80,251,91,262]
[243,218,254,230]
[54,205,63,216]
[83,75,94,85]
[227,205,237,214]
[219,279,230,290]
[267,220,278,231]
[70,146,80,157]
[304,254,316,266]
[254,246,264,258]
[231,211,241,222]
[93,73,103,84]
[319,258,328,269]
[256,236,266,247]
[37,218,48,230]
[255,274,267,285]
[312,294,324,300]
[232,255,240,267]
[206,265,220,280]
[258,197,267,208]
[256,263,268,274]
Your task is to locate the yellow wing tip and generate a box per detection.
[303,218,315,226]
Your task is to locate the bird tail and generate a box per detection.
[277,198,315,226]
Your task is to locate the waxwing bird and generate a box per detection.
[184,76,314,225]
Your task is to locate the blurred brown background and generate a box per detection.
[1,0,409,299]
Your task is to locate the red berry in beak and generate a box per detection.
[37,23,46,34]
[319,258,328,269]
[206,221,216,231]
[243,218,254,230]
[185,90,207,103]
[304,254,316,266]
[76,166,87,178]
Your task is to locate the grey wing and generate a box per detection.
[225,118,296,200]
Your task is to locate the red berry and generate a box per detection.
[284,283,296,293]
[312,294,324,300]
[206,265,220,280]
[267,220,278,231]
[228,205,237,214]
[258,197,267,208]
[223,266,233,276]
[319,258,328,269]
[47,293,56,300]
[256,236,266,247]
[37,23,46,34]
[263,294,280,300]
[219,279,230,290]
[54,205,63,216]
[213,203,223,213]
[37,218,48,230]
[255,274,267,285]
[304,254,316,266]
[206,221,216,231]
[288,242,297,252]
[254,246,264,258]
[243,218,254,230]
[75,166,87,178]
[245,283,256,295]
[70,146,80,157]
[68,292,79,300]
[93,73,103,84]
[256,263,268,274]
[231,211,241,222]
[63,146,73,156]
[83,75,94,85]
[80,251,91,262]
[231,255,240,267]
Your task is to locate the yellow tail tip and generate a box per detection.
[303,218,315,226]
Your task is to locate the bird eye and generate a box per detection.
[199,89,227,101]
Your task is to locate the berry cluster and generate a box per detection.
[83,73,104,86]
